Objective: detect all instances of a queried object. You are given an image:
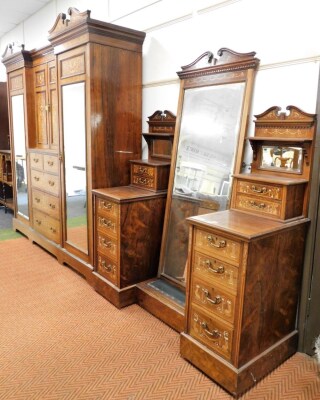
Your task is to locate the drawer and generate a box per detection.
[234,194,281,219]
[193,251,239,294]
[33,209,60,243]
[32,189,60,219]
[97,232,118,261]
[96,214,118,237]
[31,170,59,196]
[189,305,233,360]
[236,179,282,200]
[132,175,155,190]
[29,152,44,170]
[191,277,236,324]
[132,164,155,177]
[194,228,241,265]
[96,197,119,219]
[96,252,118,285]
[43,154,59,174]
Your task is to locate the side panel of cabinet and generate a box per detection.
[33,64,49,148]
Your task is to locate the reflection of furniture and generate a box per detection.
[0,150,14,213]
[93,110,175,306]
[137,49,259,332]
[182,106,316,397]
[2,8,145,277]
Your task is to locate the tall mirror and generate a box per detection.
[62,82,88,254]
[151,49,259,324]
[11,95,29,219]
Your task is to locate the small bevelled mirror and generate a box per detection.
[260,145,303,173]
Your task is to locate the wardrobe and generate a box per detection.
[2,8,145,279]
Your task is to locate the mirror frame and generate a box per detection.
[158,48,259,285]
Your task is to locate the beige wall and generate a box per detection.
[0,0,319,150]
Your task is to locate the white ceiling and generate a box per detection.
[0,0,52,39]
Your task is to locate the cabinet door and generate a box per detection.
[47,61,59,150]
[34,64,49,148]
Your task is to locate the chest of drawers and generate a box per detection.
[92,186,166,308]
[130,160,170,192]
[181,210,308,397]
[231,174,307,221]
[29,150,60,243]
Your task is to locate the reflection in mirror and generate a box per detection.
[62,82,88,254]
[260,146,303,173]
[162,83,245,282]
[12,95,29,218]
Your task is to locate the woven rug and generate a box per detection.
[0,237,319,400]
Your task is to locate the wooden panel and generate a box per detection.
[30,170,59,196]
[60,52,85,79]
[96,197,119,219]
[35,90,48,145]
[235,193,282,218]
[96,214,118,237]
[49,87,59,148]
[236,179,283,200]
[9,74,23,91]
[131,175,155,190]
[35,69,46,87]
[97,232,118,261]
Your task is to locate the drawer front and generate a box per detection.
[96,214,118,237]
[191,278,236,324]
[97,232,118,261]
[194,229,241,265]
[132,175,155,190]
[43,154,59,174]
[193,251,238,294]
[132,164,155,177]
[32,189,60,219]
[33,209,60,243]
[96,198,119,219]
[235,194,281,218]
[31,170,59,196]
[96,253,118,285]
[236,180,282,200]
[29,152,44,170]
[189,305,233,360]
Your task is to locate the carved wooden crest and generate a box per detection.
[48,8,91,36]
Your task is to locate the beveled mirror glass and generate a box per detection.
[159,49,259,288]
[11,94,29,219]
[260,145,303,173]
[62,82,88,254]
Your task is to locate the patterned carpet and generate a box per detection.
[0,237,319,400]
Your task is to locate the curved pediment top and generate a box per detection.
[148,110,176,122]
[180,51,215,71]
[48,7,91,36]
[216,48,257,65]
[2,42,25,58]
[255,106,316,122]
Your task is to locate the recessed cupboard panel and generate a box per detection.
[61,82,88,254]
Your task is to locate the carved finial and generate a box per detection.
[2,42,25,58]
[181,51,215,71]
[216,48,256,65]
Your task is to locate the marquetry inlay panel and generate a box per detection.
[35,70,46,87]
[60,53,85,79]
[10,74,23,91]
[49,66,56,83]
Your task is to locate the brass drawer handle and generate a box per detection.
[99,217,114,229]
[101,238,112,248]
[138,177,148,185]
[251,185,267,194]
[47,161,54,166]
[33,158,39,163]
[50,227,56,233]
[206,235,226,248]
[34,176,40,181]
[200,322,221,339]
[203,289,222,305]
[101,201,112,210]
[35,219,41,225]
[249,200,266,209]
[205,260,225,274]
[49,203,55,209]
[100,260,115,274]
[138,167,148,174]
[48,180,55,186]
[35,197,40,203]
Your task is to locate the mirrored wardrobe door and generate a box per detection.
[11,94,29,219]
[61,82,88,254]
